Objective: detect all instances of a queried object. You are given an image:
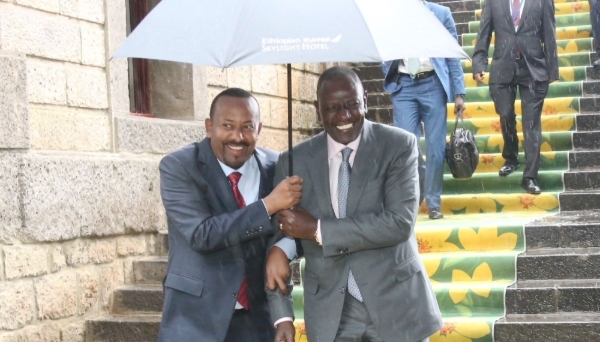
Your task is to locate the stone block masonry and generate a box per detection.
[0,1,338,340]
[0,233,163,336]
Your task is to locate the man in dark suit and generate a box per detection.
[381,0,466,219]
[157,88,302,342]
[472,0,558,194]
[267,67,442,342]
[590,0,600,70]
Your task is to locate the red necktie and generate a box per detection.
[513,0,522,56]
[228,172,250,310]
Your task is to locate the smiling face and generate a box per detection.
[314,74,367,145]
[205,96,262,169]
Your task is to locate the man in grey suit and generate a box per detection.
[472,0,558,194]
[157,88,302,342]
[267,67,442,342]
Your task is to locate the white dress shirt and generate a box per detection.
[315,132,362,243]
[218,156,297,310]
[397,58,434,74]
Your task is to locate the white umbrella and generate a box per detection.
[112,0,469,173]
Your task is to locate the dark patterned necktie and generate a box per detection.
[228,172,250,310]
[338,148,363,302]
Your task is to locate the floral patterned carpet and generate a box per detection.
[291,0,589,340]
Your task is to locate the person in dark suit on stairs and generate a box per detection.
[472,0,559,194]
[589,0,600,70]
[157,88,301,342]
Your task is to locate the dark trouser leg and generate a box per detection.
[516,63,549,179]
[590,0,600,54]
[391,76,425,205]
[489,81,519,165]
[224,310,268,342]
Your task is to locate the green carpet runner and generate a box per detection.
[291,0,587,340]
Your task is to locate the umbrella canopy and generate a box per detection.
[112,0,470,175]
[112,0,469,66]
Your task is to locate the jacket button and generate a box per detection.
[233,291,238,297]
[339,287,345,294]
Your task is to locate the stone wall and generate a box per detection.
[0,0,331,340]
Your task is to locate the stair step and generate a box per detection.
[580,96,600,113]
[113,285,163,314]
[565,170,600,190]
[573,131,600,150]
[559,191,600,211]
[133,258,167,285]
[444,170,564,194]
[576,113,600,131]
[495,313,600,342]
[456,22,469,36]
[451,10,476,25]
[517,247,600,281]
[569,150,600,170]
[506,280,600,314]
[352,65,383,82]
[86,315,161,342]
[525,210,600,249]
[462,27,593,48]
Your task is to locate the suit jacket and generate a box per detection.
[157,139,286,342]
[382,1,466,101]
[472,0,559,84]
[268,121,443,342]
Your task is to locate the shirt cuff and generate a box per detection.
[261,199,271,219]
[274,317,293,328]
[273,237,297,260]
[316,220,322,245]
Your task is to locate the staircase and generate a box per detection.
[85,1,600,341]
[86,253,165,340]
[354,0,600,341]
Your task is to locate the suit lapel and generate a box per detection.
[502,0,514,29]
[346,121,377,216]
[254,149,271,199]
[306,133,335,218]
[517,0,533,32]
[196,139,240,213]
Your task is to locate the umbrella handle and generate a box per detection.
[287,63,293,177]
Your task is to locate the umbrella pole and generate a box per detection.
[287,63,293,177]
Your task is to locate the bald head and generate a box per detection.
[316,66,364,100]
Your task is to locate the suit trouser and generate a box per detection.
[223,309,273,342]
[390,74,447,209]
[590,0,600,54]
[489,58,549,179]
[335,292,429,342]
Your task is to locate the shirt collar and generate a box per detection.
[217,154,257,178]
[326,132,362,160]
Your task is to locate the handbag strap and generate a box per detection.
[454,108,466,132]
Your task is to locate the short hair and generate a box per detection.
[316,66,363,99]
[209,88,259,119]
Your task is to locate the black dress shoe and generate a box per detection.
[428,208,444,219]
[594,59,600,71]
[499,163,520,177]
[521,177,541,194]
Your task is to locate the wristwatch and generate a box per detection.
[455,94,465,99]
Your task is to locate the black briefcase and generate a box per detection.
[445,109,479,179]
